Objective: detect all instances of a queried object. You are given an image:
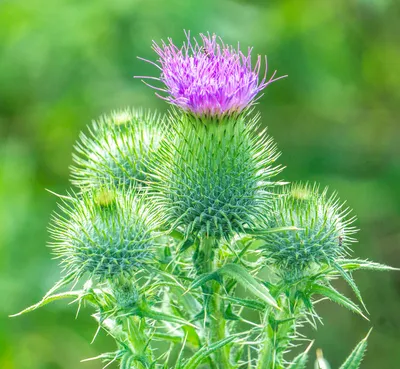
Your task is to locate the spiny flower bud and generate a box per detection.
[71,108,164,191]
[151,112,282,240]
[261,183,357,275]
[138,31,286,117]
[49,188,159,281]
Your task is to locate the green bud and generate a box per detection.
[151,111,282,240]
[261,183,357,275]
[110,275,139,309]
[49,188,159,281]
[71,108,164,191]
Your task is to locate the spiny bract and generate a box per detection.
[151,111,282,240]
[261,183,357,275]
[71,108,164,191]
[49,188,158,280]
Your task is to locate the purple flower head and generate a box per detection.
[137,32,287,117]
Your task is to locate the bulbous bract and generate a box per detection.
[261,183,357,274]
[151,111,282,240]
[49,189,158,280]
[71,108,164,191]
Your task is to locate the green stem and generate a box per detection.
[196,237,232,369]
[256,309,274,369]
[125,316,154,369]
[257,296,296,369]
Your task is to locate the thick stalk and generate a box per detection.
[196,237,232,369]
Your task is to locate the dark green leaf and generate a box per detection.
[224,303,240,320]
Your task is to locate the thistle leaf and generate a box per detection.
[339,329,372,369]
[332,261,368,314]
[182,334,238,369]
[224,303,240,320]
[225,296,266,311]
[310,284,368,320]
[141,307,196,328]
[191,263,278,308]
[10,290,81,317]
[287,341,313,369]
[337,259,399,272]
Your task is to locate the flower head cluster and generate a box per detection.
[139,32,286,117]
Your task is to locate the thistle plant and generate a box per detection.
[13,31,396,369]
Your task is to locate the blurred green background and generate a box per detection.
[1,0,399,368]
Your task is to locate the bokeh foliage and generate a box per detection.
[0,0,399,368]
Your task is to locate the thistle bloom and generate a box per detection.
[138,32,286,116]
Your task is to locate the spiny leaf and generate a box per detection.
[182,334,238,369]
[310,284,368,320]
[337,259,399,272]
[339,329,372,369]
[152,332,183,344]
[287,341,313,369]
[224,303,240,320]
[81,350,124,364]
[332,261,368,314]
[225,296,266,311]
[10,290,82,317]
[191,263,278,308]
[141,307,196,328]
